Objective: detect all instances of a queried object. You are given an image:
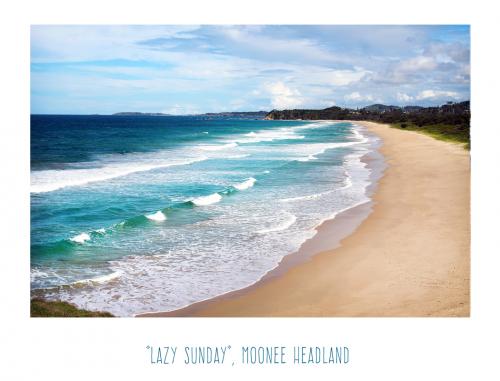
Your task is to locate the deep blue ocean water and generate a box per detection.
[31,115,377,316]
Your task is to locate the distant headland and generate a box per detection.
[113,101,469,126]
[112,112,172,116]
[112,111,269,119]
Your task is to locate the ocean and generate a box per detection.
[31,115,379,316]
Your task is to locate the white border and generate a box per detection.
[1,1,499,379]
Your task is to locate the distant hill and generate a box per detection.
[363,104,401,112]
[199,111,269,119]
[402,106,424,113]
[112,112,171,116]
[265,101,470,126]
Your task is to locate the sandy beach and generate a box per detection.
[141,121,470,317]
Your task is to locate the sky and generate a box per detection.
[30,25,470,114]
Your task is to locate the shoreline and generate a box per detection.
[138,123,384,317]
[138,200,375,317]
[140,121,470,317]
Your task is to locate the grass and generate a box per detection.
[31,298,114,317]
[390,122,470,150]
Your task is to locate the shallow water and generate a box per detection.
[31,115,378,316]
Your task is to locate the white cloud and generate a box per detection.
[31,25,201,63]
[300,67,369,87]
[30,26,470,113]
[318,69,368,86]
[397,92,414,102]
[396,56,438,72]
[218,26,342,65]
[344,92,374,102]
[424,42,470,64]
[416,90,460,100]
[263,82,303,109]
[372,55,445,85]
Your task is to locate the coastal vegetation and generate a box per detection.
[265,101,470,149]
[391,122,470,149]
[31,298,114,317]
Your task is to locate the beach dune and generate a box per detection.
[142,121,470,317]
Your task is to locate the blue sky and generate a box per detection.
[31,25,470,114]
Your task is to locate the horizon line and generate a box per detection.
[30,99,470,116]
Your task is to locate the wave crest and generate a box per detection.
[233,177,256,191]
[31,157,207,193]
[70,233,91,244]
[145,211,167,221]
[191,193,222,206]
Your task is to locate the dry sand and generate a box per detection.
[142,121,470,317]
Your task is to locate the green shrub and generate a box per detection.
[30,298,114,317]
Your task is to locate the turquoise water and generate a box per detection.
[31,115,377,316]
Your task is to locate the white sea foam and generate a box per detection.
[31,156,207,193]
[235,128,304,144]
[95,228,106,234]
[233,177,256,191]
[339,176,353,190]
[145,211,167,221]
[225,154,249,159]
[70,233,91,244]
[280,190,333,203]
[256,213,297,234]
[350,126,369,144]
[293,121,333,130]
[31,268,66,283]
[191,193,222,206]
[314,199,371,230]
[291,140,367,162]
[73,271,122,285]
[199,142,238,151]
[297,154,318,162]
[280,170,353,203]
[30,268,50,282]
